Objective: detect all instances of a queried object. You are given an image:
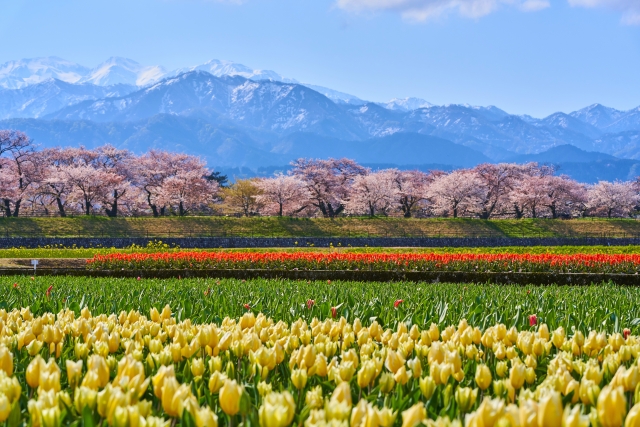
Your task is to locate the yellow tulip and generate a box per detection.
[219,380,244,416]
[38,370,61,393]
[394,366,410,386]
[113,406,129,427]
[597,385,626,427]
[291,368,308,389]
[160,376,180,417]
[87,355,110,388]
[563,405,589,427]
[385,350,405,374]
[474,398,505,427]
[0,394,10,423]
[401,403,425,427]
[357,360,377,389]
[518,399,538,427]
[552,327,566,349]
[626,403,640,427]
[509,363,526,390]
[407,358,422,378]
[305,386,323,409]
[161,377,194,418]
[419,376,436,400]
[351,399,379,427]
[26,340,43,357]
[258,391,296,427]
[455,386,478,413]
[579,379,600,406]
[496,361,508,378]
[376,407,397,427]
[624,367,640,392]
[525,367,536,385]
[0,346,13,376]
[73,386,98,413]
[538,391,562,427]
[331,381,352,406]
[190,358,205,378]
[207,371,226,394]
[26,355,44,389]
[339,362,356,382]
[475,365,492,391]
[195,407,218,427]
[379,372,395,394]
[66,360,83,389]
[258,381,273,397]
[209,356,223,373]
[41,406,60,427]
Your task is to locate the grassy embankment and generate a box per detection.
[1,216,640,238]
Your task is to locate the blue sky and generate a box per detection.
[0,0,638,117]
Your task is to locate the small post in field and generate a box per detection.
[31,259,39,276]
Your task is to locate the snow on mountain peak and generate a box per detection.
[0,56,89,89]
[178,59,298,84]
[79,57,167,86]
[380,97,433,111]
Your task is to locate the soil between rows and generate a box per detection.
[0,260,637,285]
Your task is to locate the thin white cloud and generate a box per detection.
[520,0,551,11]
[568,0,640,24]
[334,0,549,20]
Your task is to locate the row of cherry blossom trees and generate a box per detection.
[2,130,639,218]
[0,131,218,217]
[251,159,640,219]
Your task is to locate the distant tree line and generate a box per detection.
[231,159,640,219]
[2,129,639,219]
[0,130,218,217]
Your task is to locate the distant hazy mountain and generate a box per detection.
[0,57,89,89]
[302,84,367,105]
[0,56,398,111]
[380,98,433,111]
[508,144,617,163]
[271,132,489,167]
[0,79,136,119]
[3,56,640,183]
[78,57,166,87]
[173,59,296,84]
[40,72,639,157]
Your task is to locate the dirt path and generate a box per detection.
[0,258,87,269]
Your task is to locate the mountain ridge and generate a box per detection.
[2,56,640,184]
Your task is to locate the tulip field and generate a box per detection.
[0,276,640,426]
[89,251,640,274]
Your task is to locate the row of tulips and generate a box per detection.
[87,251,640,274]
[1,305,640,426]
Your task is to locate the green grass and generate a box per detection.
[1,216,640,238]
[2,244,640,259]
[2,276,638,333]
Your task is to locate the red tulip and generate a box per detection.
[624,328,631,339]
[327,280,331,284]
[331,307,337,318]
[46,285,53,298]
[394,299,404,308]
[529,314,537,326]
[137,276,141,281]
[306,299,315,309]
[243,303,251,310]
[12,283,18,288]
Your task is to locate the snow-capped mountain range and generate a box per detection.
[0,56,423,109]
[1,56,640,183]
